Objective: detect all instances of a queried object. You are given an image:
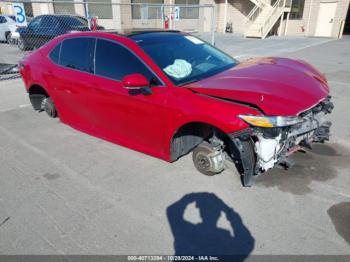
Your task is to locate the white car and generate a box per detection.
[0,15,17,43]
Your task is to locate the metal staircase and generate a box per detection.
[245,0,291,39]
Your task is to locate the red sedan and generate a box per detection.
[19,31,333,187]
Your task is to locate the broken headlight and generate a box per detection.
[238,115,304,128]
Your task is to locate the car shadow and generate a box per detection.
[166,192,255,259]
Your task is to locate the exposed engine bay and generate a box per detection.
[252,96,333,174]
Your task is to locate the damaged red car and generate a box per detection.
[19,31,334,187]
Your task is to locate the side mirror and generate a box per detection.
[122,73,149,90]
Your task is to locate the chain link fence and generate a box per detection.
[0,0,216,73]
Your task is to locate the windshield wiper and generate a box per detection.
[178,78,200,86]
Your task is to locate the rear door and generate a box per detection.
[47,37,96,131]
[24,16,42,47]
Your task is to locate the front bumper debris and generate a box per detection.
[229,96,334,184]
[254,96,333,173]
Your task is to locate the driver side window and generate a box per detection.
[94,38,160,85]
[40,17,59,30]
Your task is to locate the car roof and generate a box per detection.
[124,29,181,37]
[37,14,82,17]
[48,29,186,47]
[1,15,16,21]
[1,15,14,18]
[36,14,85,20]
[82,29,182,38]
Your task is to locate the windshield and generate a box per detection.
[74,16,89,25]
[130,33,238,85]
[60,16,88,28]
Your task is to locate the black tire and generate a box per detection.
[239,140,256,187]
[42,97,57,118]
[192,142,223,176]
[5,32,11,44]
[18,37,27,51]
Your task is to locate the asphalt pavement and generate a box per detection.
[0,35,349,256]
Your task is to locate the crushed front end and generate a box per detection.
[231,96,334,186]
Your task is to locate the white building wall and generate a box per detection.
[3,0,349,37]
[270,0,350,38]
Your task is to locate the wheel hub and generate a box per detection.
[197,154,211,171]
[192,142,225,176]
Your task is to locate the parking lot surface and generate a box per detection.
[0,36,349,256]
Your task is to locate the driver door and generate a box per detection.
[35,16,60,47]
[89,38,169,157]
[23,16,42,47]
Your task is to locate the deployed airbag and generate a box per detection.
[164,59,192,79]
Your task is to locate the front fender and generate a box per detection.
[163,89,259,160]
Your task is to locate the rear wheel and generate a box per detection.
[5,32,11,44]
[41,97,57,118]
[18,37,27,51]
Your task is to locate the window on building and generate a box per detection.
[290,0,305,20]
[24,3,33,17]
[131,0,163,20]
[88,0,113,19]
[175,0,199,19]
[94,39,155,82]
[53,0,75,15]
[60,38,95,73]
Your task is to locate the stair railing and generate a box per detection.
[246,5,261,23]
[260,0,286,37]
[245,0,270,25]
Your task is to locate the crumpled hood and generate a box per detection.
[186,57,329,116]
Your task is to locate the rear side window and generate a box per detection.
[94,39,155,82]
[0,16,6,23]
[59,37,94,73]
[49,43,61,64]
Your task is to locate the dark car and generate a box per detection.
[17,14,104,50]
